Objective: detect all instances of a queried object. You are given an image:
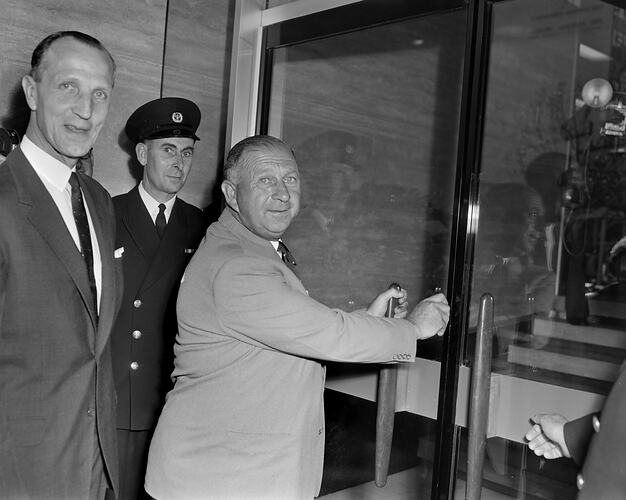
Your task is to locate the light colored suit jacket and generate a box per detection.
[0,148,123,499]
[145,208,417,500]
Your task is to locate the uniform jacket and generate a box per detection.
[111,186,205,430]
[145,207,418,500]
[0,148,123,499]
[565,361,626,499]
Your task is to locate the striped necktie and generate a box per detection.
[68,172,98,316]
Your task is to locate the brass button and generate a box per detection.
[592,415,600,433]
[87,408,95,417]
[133,299,142,308]
[132,330,142,340]
[130,361,139,370]
[576,473,584,490]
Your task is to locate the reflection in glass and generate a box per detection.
[465,1,626,498]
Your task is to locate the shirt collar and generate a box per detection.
[21,135,75,190]
[138,181,176,218]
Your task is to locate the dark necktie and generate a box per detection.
[277,240,297,268]
[68,172,98,315]
[155,203,167,239]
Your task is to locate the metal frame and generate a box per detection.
[431,0,493,496]
[225,0,365,153]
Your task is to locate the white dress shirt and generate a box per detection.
[138,182,176,224]
[21,136,102,312]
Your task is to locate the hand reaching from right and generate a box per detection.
[525,413,571,459]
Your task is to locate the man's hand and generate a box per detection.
[406,293,449,339]
[525,413,570,459]
[366,286,408,319]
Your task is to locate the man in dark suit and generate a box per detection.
[111,97,206,499]
[0,31,122,499]
[525,362,626,498]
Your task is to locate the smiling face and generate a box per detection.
[22,37,114,167]
[222,143,301,241]
[138,136,195,203]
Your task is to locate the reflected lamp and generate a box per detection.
[581,78,613,108]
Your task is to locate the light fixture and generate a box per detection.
[582,78,613,108]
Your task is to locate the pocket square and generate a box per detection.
[184,248,195,254]
[114,247,124,259]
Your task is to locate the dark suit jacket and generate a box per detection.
[0,147,123,498]
[566,362,626,499]
[111,186,205,430]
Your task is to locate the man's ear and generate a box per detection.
[22,75,37,111]
[135,143,148,166]
[221,180,239,212]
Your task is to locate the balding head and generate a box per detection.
[30,31,116,84]
[224,135,295,184]
[221,135,301,240]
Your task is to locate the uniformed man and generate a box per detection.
[111,97,206,499]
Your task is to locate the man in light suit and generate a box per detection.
[0,31,122,499]
[525,361,626,498]
[112,98,206,499]
[145,135,450,499]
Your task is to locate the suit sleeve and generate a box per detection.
[577,366,626,498]
[212,255,417,364]
[563,413,596,465]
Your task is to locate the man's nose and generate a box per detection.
[73,93,93,119]
[272,180,291,201]
[173,152,183,167]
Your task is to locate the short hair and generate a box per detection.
[223,135,295,183]
[30,31,116,83]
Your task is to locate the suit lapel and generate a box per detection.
[121,187,160,261]
[10,151,98,345]
[79,174,115,358]
[140,199,189,292]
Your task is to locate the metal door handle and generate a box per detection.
[466,293,495,500]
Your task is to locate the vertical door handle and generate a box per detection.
[466,293,495,500]
[375,283,401,487]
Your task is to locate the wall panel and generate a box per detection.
[0,0,167,196]
[161,0,234,211]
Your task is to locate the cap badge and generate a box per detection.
[172,112,183,123]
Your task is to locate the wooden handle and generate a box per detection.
[375,283,401,487]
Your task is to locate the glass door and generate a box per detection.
[227,0,626,498]
[257,2,470,498]
[460,1,626,498]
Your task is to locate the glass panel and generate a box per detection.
[266,10,467,498]
[461,1,626,498]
